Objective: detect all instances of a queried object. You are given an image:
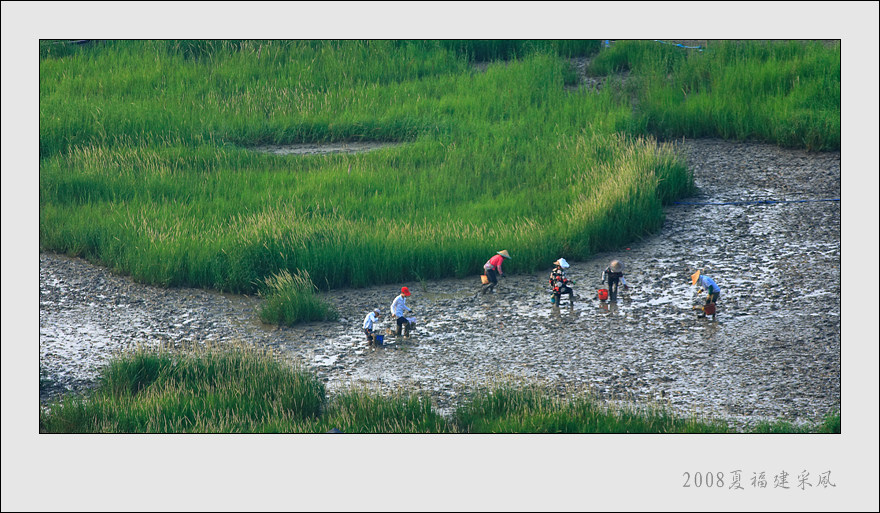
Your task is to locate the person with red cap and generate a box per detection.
[390,286,414,337]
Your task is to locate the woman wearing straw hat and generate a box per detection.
[480,250,512,294]
[549,258,575,305]
[601,260,628,302]
[691,270,720,318]
[362,307,384,348]
[390,287,414,337]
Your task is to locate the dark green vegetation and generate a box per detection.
[40,40,839,322]
[453,381,730,433]
[750,412,841,434]
[39,346,840,434]
[588,40,840,151]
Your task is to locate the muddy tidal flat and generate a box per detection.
[39,139,841,430]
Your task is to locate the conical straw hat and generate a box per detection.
[610,260,623,272]
[691,270,701,285]
[497,250,511,259]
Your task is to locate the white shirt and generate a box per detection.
[390,294,411,318]
[363,312,380,330]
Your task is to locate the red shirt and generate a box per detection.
[486,254,505,273]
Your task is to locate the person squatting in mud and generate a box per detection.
[390,286,414,337]
[601,259,628,301]
[691,269,720,319]
[549,258,575,305]
[362,307,384,347]
[480,250,511,294]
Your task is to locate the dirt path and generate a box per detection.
[39,138,841,430]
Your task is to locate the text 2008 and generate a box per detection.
[682,472,725,487]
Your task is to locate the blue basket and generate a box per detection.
[374,334,384,344]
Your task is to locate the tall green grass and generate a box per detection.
[258,269,338,325]
[39,40,836,319]
[420,39,601,62]
[39,343,326,433]
[39,345,840,434]
[40,42,687,301]
[588,40,840,150]
[750,410,841,434]
[452,379,730,433]
[311,386,453,434]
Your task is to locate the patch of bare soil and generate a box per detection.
[249,141,401,156]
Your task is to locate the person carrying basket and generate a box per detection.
[691,269,720,319]
[600,260,628,302]
[480,250,512,295]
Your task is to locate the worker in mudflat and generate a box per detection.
[390,287,414,337]
[549,258,575,305]
[601,259,628,301]
[362,308,384,347]
[480,250,511,294]
[691,269,720,318]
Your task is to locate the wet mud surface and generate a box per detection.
[40,139,841,430]
[249,141,401,156]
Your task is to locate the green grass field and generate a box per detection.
[39,345,840,434]
[588,40,840,151]
[39,39,839,324]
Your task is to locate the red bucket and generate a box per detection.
[703,303,716,316]
[597,288,609,301]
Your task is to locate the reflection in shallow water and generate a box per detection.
[597,301,619,315]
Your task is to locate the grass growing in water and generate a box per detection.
[40,346,840,434]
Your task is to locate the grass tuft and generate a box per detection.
[258,269,339,325]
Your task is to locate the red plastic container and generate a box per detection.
[597,288,609,301]
[703,303,716,316]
